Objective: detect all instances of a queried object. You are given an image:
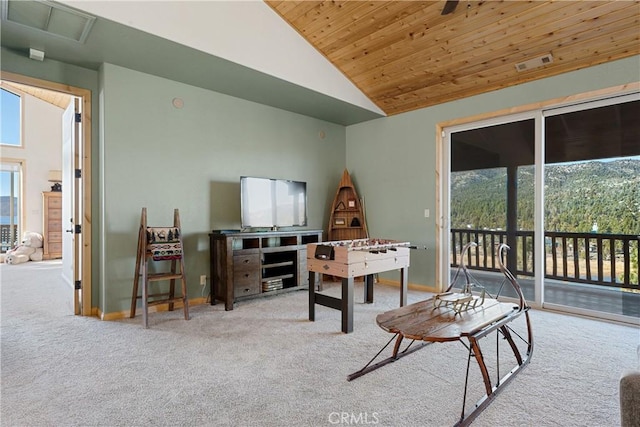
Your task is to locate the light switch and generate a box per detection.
[424,209,430,218]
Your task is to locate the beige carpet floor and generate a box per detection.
[1,260,639,426]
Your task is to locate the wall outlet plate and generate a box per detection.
[200,275,207,286]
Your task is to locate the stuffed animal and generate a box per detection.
[3,231,44,265]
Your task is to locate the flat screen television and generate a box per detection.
[240,176,307,229]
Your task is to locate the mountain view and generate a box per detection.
[451,158,640,235]
[0,196,19,224]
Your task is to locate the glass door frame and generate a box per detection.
[441,110,544,308]
[540,92,639,320]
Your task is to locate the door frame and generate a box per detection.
[439,111,541,307]
[2,71,92,316]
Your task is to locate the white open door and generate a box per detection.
[61,97,82,315]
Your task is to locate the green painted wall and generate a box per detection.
[100,64,345,314]
[1,51,346,315]
[346,55,640,288]
[3,45,638,314]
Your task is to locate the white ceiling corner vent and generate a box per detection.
[515,54,554,72]
[1,0,96,44]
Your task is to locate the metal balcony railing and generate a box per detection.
[1,224,19,253]
[451,228,639,291]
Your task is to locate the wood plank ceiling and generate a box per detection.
[1,81,72,109]
[265,1,640,116]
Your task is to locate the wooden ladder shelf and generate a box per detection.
[130,208,190,328]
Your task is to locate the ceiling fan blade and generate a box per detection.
[441,0,459,15]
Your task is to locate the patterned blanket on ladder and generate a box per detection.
[146,227,182,260]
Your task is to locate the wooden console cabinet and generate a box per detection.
[42,191,62,260]
[209,230,322,310]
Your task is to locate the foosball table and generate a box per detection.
[307,238,411,333]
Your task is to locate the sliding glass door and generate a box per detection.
[543,95,639,318]
[445,113,539,304]
[443,92,639,322]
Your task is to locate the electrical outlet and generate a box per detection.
[200,275,207,286]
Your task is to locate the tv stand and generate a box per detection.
[209,229,323,310]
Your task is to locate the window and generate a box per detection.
[0,161,22,252]
[1,87,22,146]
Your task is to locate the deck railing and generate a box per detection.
[1,224,19,253]
[451,228,639,291]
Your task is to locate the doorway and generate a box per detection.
[1,72,92,316]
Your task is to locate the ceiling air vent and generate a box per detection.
[1,0,96,44]
[515,54,553,72]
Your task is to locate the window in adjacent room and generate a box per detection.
[1,87,22,147]
[0,161,23,252]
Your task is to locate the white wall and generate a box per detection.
[61,0,383,115]
[1,89,64,235]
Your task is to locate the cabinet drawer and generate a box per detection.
[233,253,259,297]
[48,232,62,242]
[234,282,260,297]
[48,220,62,230]
[49,209,63,220]
[233,269,259,286]
[48,242,62,254]
[48,196,62,209]
[233,254,259,271]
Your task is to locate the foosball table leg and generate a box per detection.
[400,267,408,306]
[309,271,315,322]
[365,274,374,303]
[342,277,354,333]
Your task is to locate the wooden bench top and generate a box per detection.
[376,298,522,342]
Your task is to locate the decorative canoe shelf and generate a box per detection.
[328,169,368,242]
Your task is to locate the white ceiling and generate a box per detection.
[1,0,385,125]
[60,0,383,115]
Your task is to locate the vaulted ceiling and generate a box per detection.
[1,81,71,109]
[266,1,640,116]
[1,1,639,124]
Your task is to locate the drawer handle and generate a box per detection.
[244,274,250,278]
[243,259,250,264]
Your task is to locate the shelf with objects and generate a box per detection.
[328,169,368,242]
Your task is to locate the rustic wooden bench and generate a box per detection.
[348,244,533,426]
